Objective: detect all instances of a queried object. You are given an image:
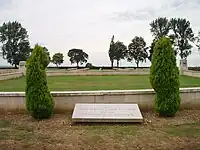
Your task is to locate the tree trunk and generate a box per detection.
[180,39,184,59]
[56,64,58,68]
[14,64,18,69]
[136,61,139,68]
[111,59,113,68]
[180,49,183,59]
[117,60,119,68]
[76,62,79,68]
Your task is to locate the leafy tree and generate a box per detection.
[114,41,127,67]
[108,35,115,68]
[0,21,31,68]
[148,39,157,61]
[149,17,171,62]
[194,31,200,51]
[170,18,194,59]
[108,35,127,67]
[149,17,185,61]
[25,44,54,119]
[52,53,64,67]
[68,49,88,67]
[43,47,51,64]
[150,37,180,117]
[150,17,170,39]
[127,36,148,68]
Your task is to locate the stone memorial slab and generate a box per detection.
[72,103,143,123]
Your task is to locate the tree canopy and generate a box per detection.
[170,18,194,59]
[127,36,148,67]
[148,39,158,62]
[113,41,127,67]
[0,21,31,68]
[52,53,64,67]
[108,35,127,67]
[108,35,116,68]
[149,17,195,60]
[150,17,170,40]
[194,31,200,51]
[68,49,88,67]
[0,18,198,68]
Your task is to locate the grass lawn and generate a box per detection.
[1,75,200,91]
[0,110,200,150]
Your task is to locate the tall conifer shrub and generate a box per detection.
[150,37,180,117]
[25,44,54,119]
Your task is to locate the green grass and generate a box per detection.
[166,122,200,137]
[0,75,200,91]
[0,120,11,128]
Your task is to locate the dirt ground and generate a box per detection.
[0,109,200,150]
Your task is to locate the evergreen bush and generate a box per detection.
[25,44,54,119]
[150,37,180,117]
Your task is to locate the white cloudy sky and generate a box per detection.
[0,0,200,67]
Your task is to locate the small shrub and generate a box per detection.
[25,44,54,119]
[85,63,93,69]
[149,37,180,117]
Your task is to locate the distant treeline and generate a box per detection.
[47,66,150,70]
[0,66,151,70]
[188,67,200,71]
[1,17,200,69]
[2,66,200,71]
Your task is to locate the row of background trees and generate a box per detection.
[1,17,200,68]
[109,35,148,68]
[108,17,200,68]
[0,21,89,68]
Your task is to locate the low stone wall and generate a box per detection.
[1,68,199,81]
[46,68,150,76]
[182,70,200,78]
[0,69,19,74]
[0,87,199,114]
[0,68,150,80]
[0,72,23,80]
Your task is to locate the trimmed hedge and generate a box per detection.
[149,37,180,117]
[25,44,54,119]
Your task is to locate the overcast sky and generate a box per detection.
[0,0,200,67]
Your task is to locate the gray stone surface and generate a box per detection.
[180,59,188,71]
[19,61,26,75]
[72,103,143,123]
